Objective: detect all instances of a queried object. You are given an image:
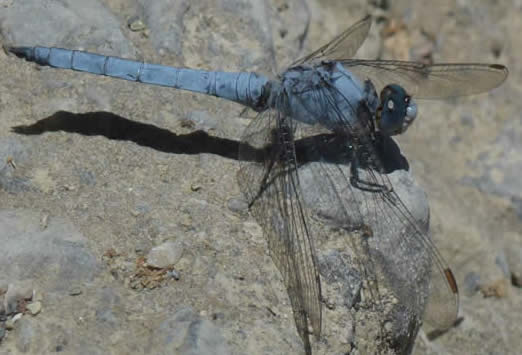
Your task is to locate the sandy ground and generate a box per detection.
[0,0,520,354]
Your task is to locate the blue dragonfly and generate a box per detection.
[8,15,508,354]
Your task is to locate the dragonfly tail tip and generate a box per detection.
[6,46,34,61]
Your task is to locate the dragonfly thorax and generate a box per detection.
[276,62,378,137]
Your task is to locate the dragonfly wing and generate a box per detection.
[342,59,508,98]
[369,172,460,329]
[297,133,459,330]
[238,107,322,353]
[290,15,372,68]
[294,79,459,330]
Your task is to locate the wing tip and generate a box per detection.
[489,63,507,71]
[490,63,509,84]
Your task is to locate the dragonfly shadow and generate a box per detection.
[294,133,409,174]
[11,110,409,173]
[11,110,241,159]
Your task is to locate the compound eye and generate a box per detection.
[405,98,417,121]
[377,84,419,136]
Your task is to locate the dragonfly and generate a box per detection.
[8,15,508,354]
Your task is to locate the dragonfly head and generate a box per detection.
[376,84,417,136]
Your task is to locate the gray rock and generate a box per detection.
[76,168,96,186]
[226,197,249,214]
[15,317,37,353]
[1,1,520,354]
[137,0,276,69]
[0,137,32,193]
[147,240,185,268]
[299,160,432,353]
[94,288,122,328]
[0,0,136,57]
[318,250,362,309]
[151,307,230,355]
[26,302,42,316]
[463,271,481,296]
[137,0,190,56]
[6,313,22,330]
[4,281,33,315]
[0,209,100,292]
[95,308,119,327]
[465,120,522,218]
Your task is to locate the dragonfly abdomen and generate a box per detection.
[9,46,271,110]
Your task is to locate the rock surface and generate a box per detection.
[1,0,521,354]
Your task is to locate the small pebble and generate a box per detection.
[190,184,202,192]
[227,197,249,213]
[69,287,82,296]
[168,269,180,280]
[6,313,22,330]
[128,17,147,32]
[26,301,41,315]
[147,240,184,269]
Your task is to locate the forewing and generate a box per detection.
[295,80,459,330]
[237,108,322,352]
[290,15,372,68]
[342,59,508,98]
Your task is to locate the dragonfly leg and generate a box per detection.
[349,153,391,193]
